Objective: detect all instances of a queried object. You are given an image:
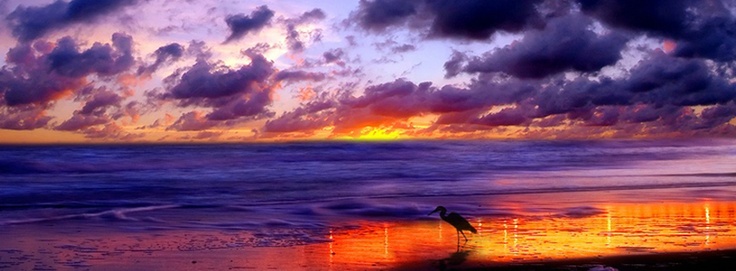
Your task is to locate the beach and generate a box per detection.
[1,140,735,270]
[2,188,736,270]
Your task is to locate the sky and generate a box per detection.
[1,0,736,143]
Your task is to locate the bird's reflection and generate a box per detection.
[436,250,470,270]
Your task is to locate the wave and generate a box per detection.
[0,205,178,225]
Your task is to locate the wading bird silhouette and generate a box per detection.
[428,206,477,243]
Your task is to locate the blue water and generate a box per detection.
[1,139,735,230]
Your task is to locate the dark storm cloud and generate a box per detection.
[578,0,736,62]
[423,0,543,40]
[674,17,736,62]
[138,43,185,75]
[464,15,628,78]
[266,48,736,137]
[224,5,274,44]
[354,0,418,32]
[6,0,140,42]
[529,52,736,119]
[577,0,691,37]
[353,0,543,40]
[622,52,736,106]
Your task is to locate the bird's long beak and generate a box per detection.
[428,210,437,216]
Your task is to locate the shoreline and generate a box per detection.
[424,249,736,271]
[2,194,735,270]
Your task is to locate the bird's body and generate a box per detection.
[429,206,477,242]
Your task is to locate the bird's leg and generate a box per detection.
[460,230,468,242]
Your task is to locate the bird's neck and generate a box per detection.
[439,209,447,218]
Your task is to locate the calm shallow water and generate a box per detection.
[1,139,736,270]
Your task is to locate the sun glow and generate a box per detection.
[356,127,402,141]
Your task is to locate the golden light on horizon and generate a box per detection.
[356,127,402,141]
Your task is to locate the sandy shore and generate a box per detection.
[426,249,736,271]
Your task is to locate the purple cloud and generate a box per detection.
[274,70,326,83]
[7,0,140,42]
[353,0,544,40]
[1,33,133,107]
[156,51,278,130]
[464,15,628,79]
[285,8,326,52]
[48,33,134,78]
[163,54,273,103]
[224,5,274,44]
[138,43,185,75]
[579,0,736,62]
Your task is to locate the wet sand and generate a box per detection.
[2,192,735,270]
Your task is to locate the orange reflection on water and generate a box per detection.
[323,201,736,268]
[1,201,735,270]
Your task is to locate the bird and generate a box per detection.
[428,206,477,243]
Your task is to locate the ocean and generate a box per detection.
[1,139,735,234]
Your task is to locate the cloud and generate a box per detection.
[577,0,691,37]
[47,33,134,78]
[224,5,274,44]
[0,33,139,135]
[56,114,111,131]
[264,49,736,138]
[423,0,544,40]
[79,89,123,115]
[162,54,273,103]
[354,0,417,32]
[284,8,326,52]
[168,111,217,131]
[674,16,736,62]
[138,43,185,75]
[464,15,628,78]
[1,33,133,106]
[156,50,277,130]
[264,99,335,133]
[6,0,140,42]
[391,44,416,53]
[0,106,52,130]
[343,79,432,118]
[579,0,736,62]
[353,0,544,40]
[274,70,326,83]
